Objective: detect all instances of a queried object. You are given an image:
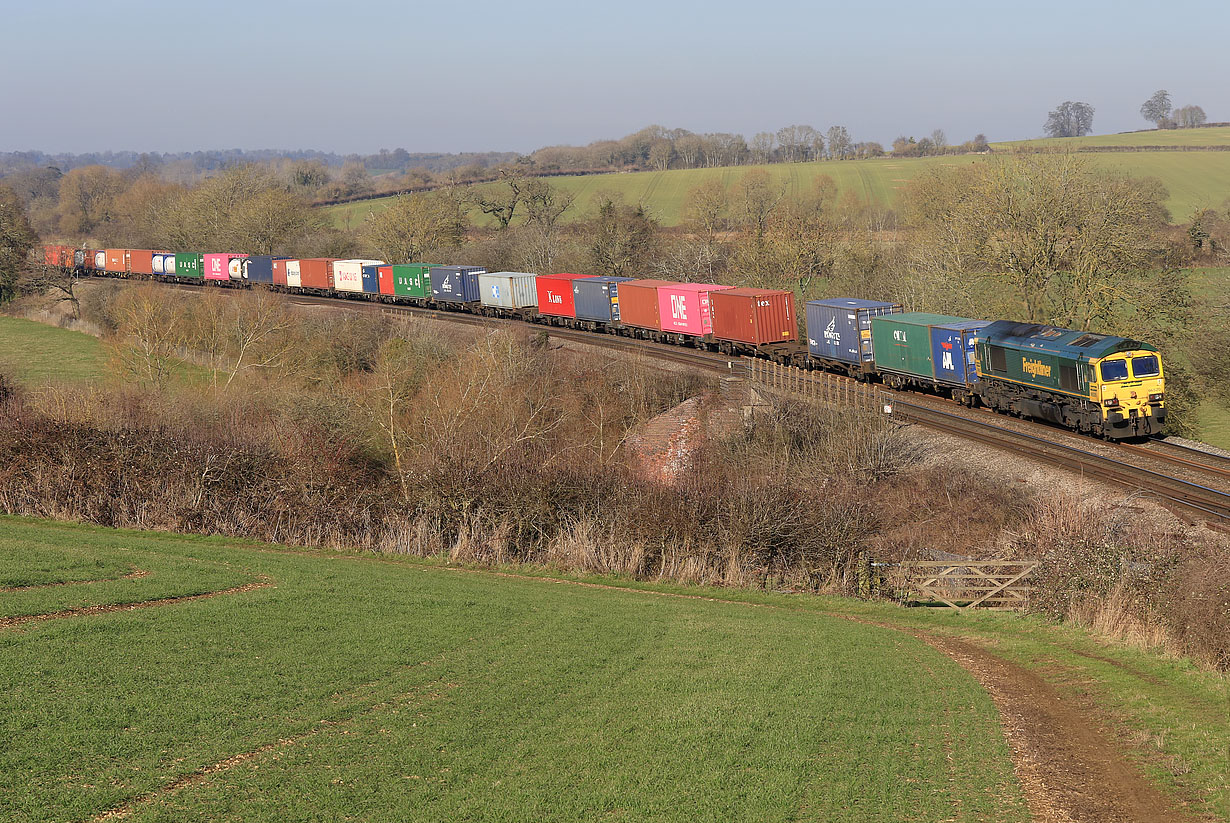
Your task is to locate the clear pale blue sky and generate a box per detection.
[3,0,1226,154]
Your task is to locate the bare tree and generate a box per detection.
[362,190,468,263]
[750,132,777,164]
[930,129,947,152]
[471,168,526,228]
[1044,101,1095,138]
[1140,90,1172,127]
[825,126,853,159]
[1174,104,1208,129]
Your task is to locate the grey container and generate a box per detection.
[478,272,538,309]
[806,298,902,365]
[430,265,485,303]
[574,276,634,323]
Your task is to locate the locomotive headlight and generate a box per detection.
[1103,397,1117,407]
[1149,392,1164,402]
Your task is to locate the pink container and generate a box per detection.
[657,283,733,336]
[203,253,248,281]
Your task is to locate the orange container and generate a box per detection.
[617,279,677,331]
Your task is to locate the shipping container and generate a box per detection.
[617,279,677,331]
[175,252,203,279]
[931,320,990,386]
[535,273,596,319]
[297,258,336,291]
[658,282,732,337]
[162,254,178,275]
[710,288,797,346]
[105,249,128,273]
[43,245,70,266]
[361,264,381,294]
[331,259,385,294]
[573,276,634,324]
[127,250,155,276]
[73,249,87,268]
[378,263,437,298]
[806,298,901,367]
[243,255,288,285]
[430,265,485,304]
[204,253,247,281]
[93,251,107,270]
[273,258,290,287]
[478,272,538,309]
[285,259,302,288]
[870,312,974,384]
[152,253,168,274]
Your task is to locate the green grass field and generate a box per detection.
[3,516,1228,821]
[993,124,1230,150]
[1,517,1029,823]
[326,149,1230,230]
[0,315,106,383]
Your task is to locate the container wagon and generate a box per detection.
[806,298,902,377]
[869,312,989,402]
[535,273,596,324]
[478,272,538,318]
[573,276,634,329]
[430,265,485,306]
[331,259,385,296]
[617,279,677,337]
[378,263,437,302]
[709,288,797,358]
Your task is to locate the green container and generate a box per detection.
[391,263,438,298]
[175,252,204,279]
[870,312,970,380]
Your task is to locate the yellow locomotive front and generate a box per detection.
[1089,350,1166,437]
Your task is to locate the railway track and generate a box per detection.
[87,276,1230,526]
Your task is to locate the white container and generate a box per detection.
[94,251,107,269]
[331,259,384,293]
[285,259,302,288]
[478,272,538,309]
[152,254,166,274]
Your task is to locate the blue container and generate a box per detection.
[930,320,990,386]
[430,265,485,304]
[806,298,901,365]
[573,276,634,323]
[361,264,381,294]
[242,255,286,285]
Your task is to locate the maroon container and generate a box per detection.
[711,288,797,345]
[299,258,336,291]
[617,279,677,331]
[273,258,290,287]
[127,250,158,276]
[105,249,128,273]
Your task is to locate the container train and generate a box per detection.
[38,243,1167,440]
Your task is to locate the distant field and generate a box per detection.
[0,315,105,383]
[993,124,1230,150]
[1,517,1028,823]
[326,150,1230,229]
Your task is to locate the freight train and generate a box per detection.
[37,243,1167,440]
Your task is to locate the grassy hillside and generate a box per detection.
[1,517,1029,823]
[993,124,1230,150]
[0,315,106,383]
[326,150,1230,230]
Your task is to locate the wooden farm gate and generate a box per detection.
[899,559,1038,612]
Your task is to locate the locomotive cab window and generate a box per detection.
[1099,359,1129,382]
[1132,355,1160,378]
[989,345,1007,373]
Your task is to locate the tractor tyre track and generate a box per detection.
[0,567,149,593]
[0,577,273,629]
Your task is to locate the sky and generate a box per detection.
[3,0,1227,155]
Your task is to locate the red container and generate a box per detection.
[711,288,797,345]
[535,273,595,319]
[377,265,394,296]
[42,245,61,266]
[617,279,677,331]
[105,249,128,273]
[273,258,290,287]
[657,282,732,336]
[298,258,335,291]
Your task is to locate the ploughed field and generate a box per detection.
[326,149,1230,229]
[1,517,1029,823]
